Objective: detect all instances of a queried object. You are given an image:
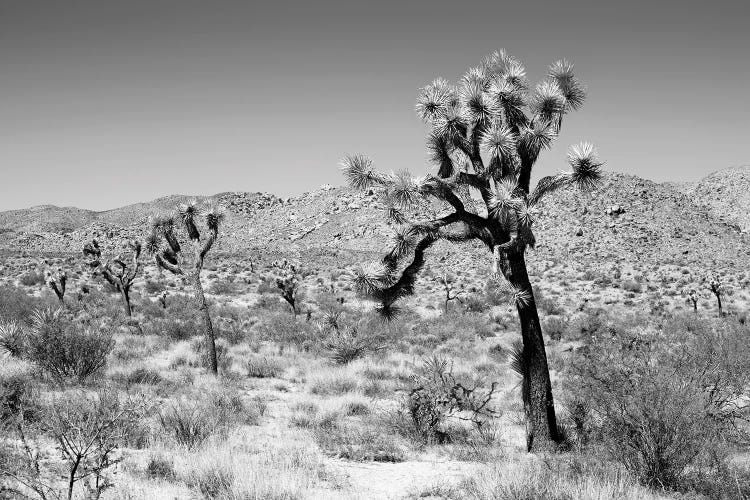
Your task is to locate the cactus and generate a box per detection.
[146,200,225,375]
[83,239,142,316]
[45,268,67,306]
[342,49,602,451]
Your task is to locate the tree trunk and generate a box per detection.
[120,287,132,317]
[715,293,723,317]
[498,249,559,452]
[192,270,218,375]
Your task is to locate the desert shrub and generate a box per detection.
[255,311,317,350]
[146,454,176,480]
[123,367,165,386]
[159,399,220,449]
[534,286,565,316]
[457,458,659,500]
[389,356,498,444]
[463,293,489,313]
[208,278,240,296]
[179,443,326,499]
[19,270,45,287]
[0,285,46,323]
[565,313,750,490]
[323,328,382,365]
[3,390,150,500]
[256,279,277,295]
[409,313,489,354]
[621,279,642,293]
[144,318,199,340]
[542,315,567,341]
[25,309,114,383]
[245,355,285,378]
[0,369,36,426]
[159,390,256,449]
[144,280,166,294]
[308,372,359,396]
[313,422,406,462]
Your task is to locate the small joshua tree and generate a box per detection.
[704,273,724,317]
[438,272,462,314]
[688,288,699,313]
[271,259,303,316]
[83,238,142,317]
[45,268,67,307]
[146,201,225,375]
[342,49,602,451]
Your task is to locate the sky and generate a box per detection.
[0,0,748,211]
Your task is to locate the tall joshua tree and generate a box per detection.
[341,49,603,451]
[145,201,225,375]
[83,239,142,316]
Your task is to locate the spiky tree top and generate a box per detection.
[342,50,603,318]
[83,238,142,290]
[145,200,225,274]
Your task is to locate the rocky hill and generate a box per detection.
[1,170,748,315]
[675,165,750,232]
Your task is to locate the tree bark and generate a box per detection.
[714,292,723,317]
[120,287,132,317]
[192,270,218,374]
[498,249,559,451]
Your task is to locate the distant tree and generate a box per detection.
[438,272,462,314]
[45,268,67,307]
[688,288,699,313]
[704,273,724,317]
[342,49,602,451]
[145,201,225,375]
[271,260,303,316]
[83,239,142,317]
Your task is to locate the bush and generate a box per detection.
[3,390,151,500]
[246,355,285,378]
[542,315,567,341]
[25,309,114,383]
[146,454,176,480]
[565,313,750,489]
[621,279,642,293]
[208,279,240,296]
[19,271,46,287]
[145,318,199,340]
[313,423,405,462]
[323,328,382,365]
[389,356,498,444]
[0,285,46,323]
[0,369,36,426]
[159,390,256,449]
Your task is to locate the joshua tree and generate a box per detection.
[438,272,461,314]
[83,239,142,317]
[145,201,225,375]
[272,260,302,316]
[705,273,724,317]
[342,49,602,451]
[45,268,67,306]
